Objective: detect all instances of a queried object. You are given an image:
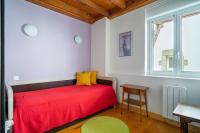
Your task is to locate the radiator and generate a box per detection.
[162,84,187,121]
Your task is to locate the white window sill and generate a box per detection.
[145,74,200,81]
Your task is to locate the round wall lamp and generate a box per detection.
[23,24,38,37]
[74,35,83,44]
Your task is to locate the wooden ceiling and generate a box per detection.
[27,0,156,24]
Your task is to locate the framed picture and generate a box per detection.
[119,31,132,57]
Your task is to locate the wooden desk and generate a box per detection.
[173,104,200,133]
[120,84,149,119]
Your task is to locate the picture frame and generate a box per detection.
[119,31,132,57]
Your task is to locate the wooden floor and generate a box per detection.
[57,107,186,133]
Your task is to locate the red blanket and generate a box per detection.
[13,84,117,133]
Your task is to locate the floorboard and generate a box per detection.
[57,108,188,133]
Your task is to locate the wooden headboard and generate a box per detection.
[11,77,114,93]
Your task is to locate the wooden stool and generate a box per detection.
[120,84,149,120]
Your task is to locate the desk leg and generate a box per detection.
[180,117,189,133]
[139,91,142,122]
[128,93,130,111]
[121,89,125,115]
[144,91,148,117]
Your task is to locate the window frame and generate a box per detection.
[147,4,200,78]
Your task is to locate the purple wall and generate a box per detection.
[5,0,91,83]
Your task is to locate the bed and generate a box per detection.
[6,76,117,133]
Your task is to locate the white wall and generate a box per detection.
[5,0,91,85]
[110,8,200,115]
[91,1,200,116]
[110,9,145,76]
[111,73,200,114]
[91,18,110,76]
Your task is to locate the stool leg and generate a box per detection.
[144,91,149,117]
[139,91,142,122]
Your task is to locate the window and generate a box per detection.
[148,5,200,77]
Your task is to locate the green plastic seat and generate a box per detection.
[81,116,129,133]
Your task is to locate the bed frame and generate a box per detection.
[5,76,116,132]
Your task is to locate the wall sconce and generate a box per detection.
[22,24,38,37]
[74,35,83,44]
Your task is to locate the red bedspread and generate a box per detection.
[13,84,117,133]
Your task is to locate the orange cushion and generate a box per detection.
[90,71,97,84]
[76,72,91,85]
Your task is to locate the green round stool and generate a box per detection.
[81,116,129,133]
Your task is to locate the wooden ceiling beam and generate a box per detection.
[79,0,109,16]
[109,0,156,19]
[60,0,99,17]
[27,0,96,23]
[110,0,126,9]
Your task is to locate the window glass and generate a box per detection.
[153,19,174,71]
[181,12,200,72]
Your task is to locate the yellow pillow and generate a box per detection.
[90,71,97,84]
[76,72,91,85]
